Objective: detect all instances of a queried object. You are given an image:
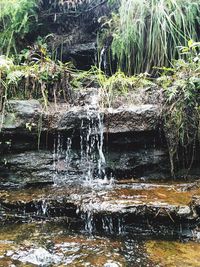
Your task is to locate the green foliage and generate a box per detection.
[98,70,154,107]
[108,0,120,5]
[70,66,101,89]
[99,0,200,74]
[0,55,73,109]
[160,40,200,176]
[0,0,38,56]
[70,65,154,108]
[178,39,200,64]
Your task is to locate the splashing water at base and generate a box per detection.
[12,247,61,266]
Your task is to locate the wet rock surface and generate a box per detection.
[104,105,160,133]
[0,89,200,265]
[0,180,200,229]
[0,221,156,267]
[0,102,160,136]
[0,87,161,137]
[0,126,199,235]
[106,148,169,179]
[0,217,200,266]
[0,147,170,186]
[38,0,115,69]
[0,151,54,186]
[0,100,42,135]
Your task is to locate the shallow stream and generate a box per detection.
[1,220,200,267]
[1,107,200,266]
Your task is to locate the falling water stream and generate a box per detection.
[1,96,200,266]
[50,99,115,235]
[52,99,110,188]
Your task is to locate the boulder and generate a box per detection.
[0,101,161,135]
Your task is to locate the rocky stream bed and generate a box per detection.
[0,89,200,266]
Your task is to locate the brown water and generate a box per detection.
[0,221,145,266]
[1,128,200,266]
[0,221,200,266]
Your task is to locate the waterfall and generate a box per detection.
[52,134,73,185]
[80,110,97,185]
[97,113,106,179]
[79,109,108,186]
[52,97,112,187]
[99,46,107,73]
[65,137,72,174]
[84,209,95,235]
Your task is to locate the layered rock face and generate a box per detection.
[0,84,200,237]
[0,86,168,180]
[36,0,113,69]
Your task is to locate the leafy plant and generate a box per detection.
[178,39,200,64]
[0,56,74,109]
[160,40,200,176]
[97,70,154,108]
[70,66,101,89]
[70,65,154,108]
[0,0,38,56]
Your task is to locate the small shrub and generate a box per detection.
[0,56,74,108]
[160,40,200,176]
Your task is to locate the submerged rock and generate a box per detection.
[0,181,199,230]
[0,222,127,267]
[146,240,200,267]
[104,261,122,267]
[12,247,61,266]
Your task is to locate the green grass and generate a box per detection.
[100,0,200,74]
[0,0,38,56]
